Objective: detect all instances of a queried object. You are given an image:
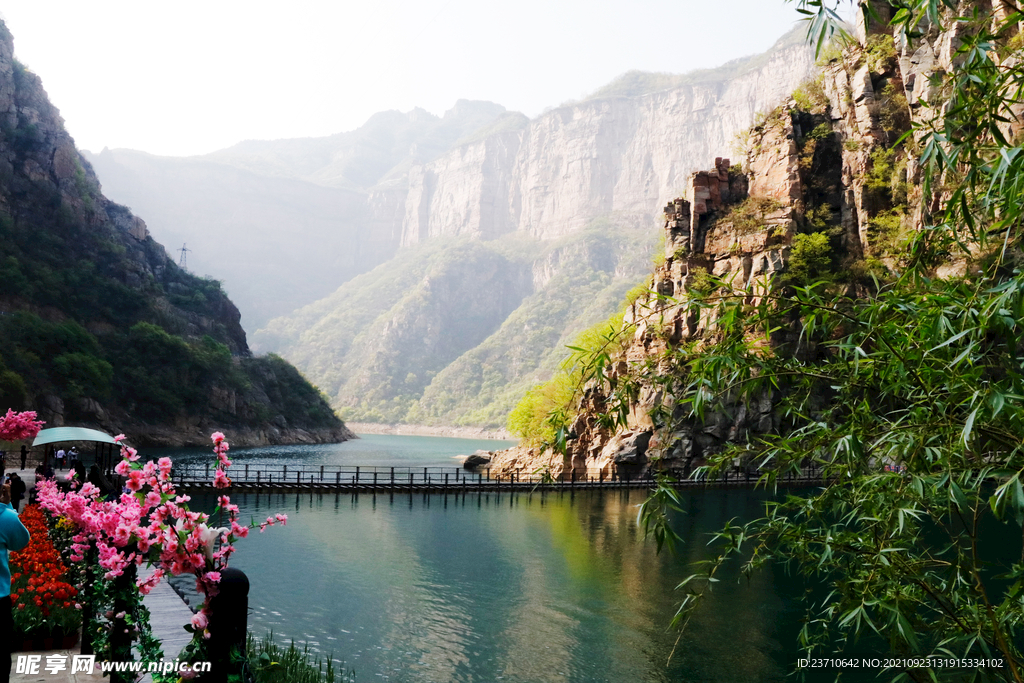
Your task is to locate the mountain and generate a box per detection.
[84,28,815,430]
[485,9,938,475]
[83,101,511,329]
[0,20,353,447]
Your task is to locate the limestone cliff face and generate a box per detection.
[484,12,951,477]
[398,40,815,246]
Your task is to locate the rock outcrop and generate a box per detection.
[486,8,949,477]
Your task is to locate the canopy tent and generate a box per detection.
[31,427,120,475]
[32,427,117,447]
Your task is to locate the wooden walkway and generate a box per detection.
[138,567,195,661]
[171,464,825,494]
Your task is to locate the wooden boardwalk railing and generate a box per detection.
[170,463,825,493]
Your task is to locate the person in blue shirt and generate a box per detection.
[0,481,30,683]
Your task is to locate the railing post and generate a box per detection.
[373,471,378,488]
[390,467,395,489]
[320,465,324,481]
[445,472,449,489]
[336,471,340,486]
[205,463,210,479]
[244,464,249,482]
[356,466,360,484]
[207,567,250,682]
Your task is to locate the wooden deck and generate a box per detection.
[171,464,826,494]
[138,567,195,661]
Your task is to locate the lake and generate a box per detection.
[155,434,869,683]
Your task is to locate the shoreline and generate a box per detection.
[347,422,515,441]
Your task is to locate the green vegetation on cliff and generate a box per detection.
[256,222,660,428]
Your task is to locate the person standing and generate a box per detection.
[1,480,30,683]
[69,446,79,468]
[8,475,24,513]
[18,446,26,471]
[55,447,65,470]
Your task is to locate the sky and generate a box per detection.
[0,0,813,157]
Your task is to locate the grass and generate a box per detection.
[247,632,355,683]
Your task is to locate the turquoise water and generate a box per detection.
[157,433,515,470]
[155,435,869,683]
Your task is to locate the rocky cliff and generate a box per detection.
[0,20,353,447]
[247,30,815,428]
[87,30,814,336]
[399,32,814,246]
[484,10,942,476]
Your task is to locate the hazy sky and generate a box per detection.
[0,1,812,157]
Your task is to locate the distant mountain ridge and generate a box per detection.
[85,27,815,429]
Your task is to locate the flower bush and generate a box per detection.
[36,432,287,679]
[0,408,44,441]
[9,504,80,638]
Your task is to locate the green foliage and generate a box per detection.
[242,354,340,428]
[52,352,113,398]
[792,77,829,114]
[507,310,631,447]
[786,232,832,284]
[865,33,898,74]
[0,356,27,412]
[866,146,908,205]
[722,196,787,234]
[247,633,354,683]
[506,374,575,446]
[805,203,834,232]
[879,82,911,140]
[867,207,908,255]
[806,122,832,142]
[814,37,846,65]
[687,267,716,294]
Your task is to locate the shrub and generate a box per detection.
[787,232,833,284]
[722,196,787,234]
[865,34,897,73]
[868,208,908,255]
[792,77,829,114]
[879,82,911,139]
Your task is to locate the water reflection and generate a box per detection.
[164,486,878,683]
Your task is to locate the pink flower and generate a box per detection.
[0,410,45,441]
[275,514,288,526]
[113,434,126,442]
[126,470,145,492]
[191,611,208,631]
[213,469,231,489]
[211,431,225,443]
